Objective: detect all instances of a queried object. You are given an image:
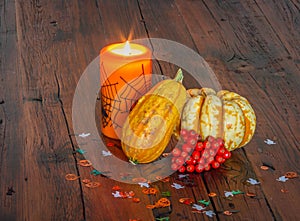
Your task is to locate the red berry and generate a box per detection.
[215,155,225,164]
[171,163,179,171]
[211,140,220,150]
[195,164,204,173]
[211,160,220,169]
[198,157,206,165]
[202,150,210,159]
[180,151,189,159]
[203,140,211,149]
[204,164,211,171]
[186,164,195,173]
[185,156,196,165]
[195,142,204,152]
[178,165,186,173]
[207,156,215,164]
[188,129,197,137]
[217,147,226,156]
[187,137,197,147]
[207,135,215,143]
[175,156,185,166]
[215,137,225,147]
[223,150,231,159]
[182,143,193,153]
[172,147,181,157]
[209,149,217,156]
[192,151,201,160]
[180,128,188,137]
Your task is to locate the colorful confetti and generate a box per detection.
[85,182,101,188]
[156,217,169,221]
[171,183,184,189]
[179,198,194,205]
[65,174,79,181]
[102,150,112,157]
[276,176,289,182]
[264,139,276,145]
[224,191,234,198]
[178,174,189,179]
[78,160,92,167]
[204,210,216,218]
[75,148,86,154]
[247,178,260,185]
[161,191,171,197]
[198,199,210,206]
[78,133,91,138]
[208,192,217,197]
[192,204,206,211]
[138,182,150,188]
[284,171,298,179]
[112,191,122,198]
[142,188,158,195]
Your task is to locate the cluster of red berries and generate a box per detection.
[171,129,231,173]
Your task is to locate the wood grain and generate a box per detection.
[0,0,299,220]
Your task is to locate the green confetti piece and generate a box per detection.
[232,190,244,195]
[156,217,169,221]
[76,149,86,154]
[198,199,210,206]
[161,191,171,197]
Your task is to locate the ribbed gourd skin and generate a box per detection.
[181,88,256,151]
[121,79,187,163]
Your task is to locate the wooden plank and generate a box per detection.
[175,0,300,220]
[0,0,88,220]
[0,1,21,220]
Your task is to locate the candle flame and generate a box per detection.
[124,41,131,55]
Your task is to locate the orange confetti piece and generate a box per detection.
[78,160,92,167]
[65,174,79,181]
[208,192,217,197]
[179,198,194,205]
[246,192,256,197]
[284,171,298,179]
[85,182,101,188]
[142,188,158,195]
[132,198,140,203]
[280,189,289,193]
[112,185,121,191]
[82,179,91,184]
[223,211,232,216]
[132,177,147,183]
[260,165,269,170]
[146,198,171,209]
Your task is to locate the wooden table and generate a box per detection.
[1,0,299,220]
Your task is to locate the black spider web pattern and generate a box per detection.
[100,62,152,130]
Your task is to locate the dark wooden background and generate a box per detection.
[0,0,299,220]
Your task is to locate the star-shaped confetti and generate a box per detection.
[102,150,112,157]
[224,191,234,198]
[178,174,189,179]
[247,178,260,185]
[204,210,216,218]
[171,183,184,189]
[192,204,206,211]
[112,191,122,198]
[264,139,276,145]
[276,176,289,182]
[79,133,91,138]
[138,182,150,188]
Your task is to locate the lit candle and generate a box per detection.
[100,41,152,139]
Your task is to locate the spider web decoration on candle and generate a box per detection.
[100,62,152,138]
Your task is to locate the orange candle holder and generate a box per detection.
[100,41,152,139]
